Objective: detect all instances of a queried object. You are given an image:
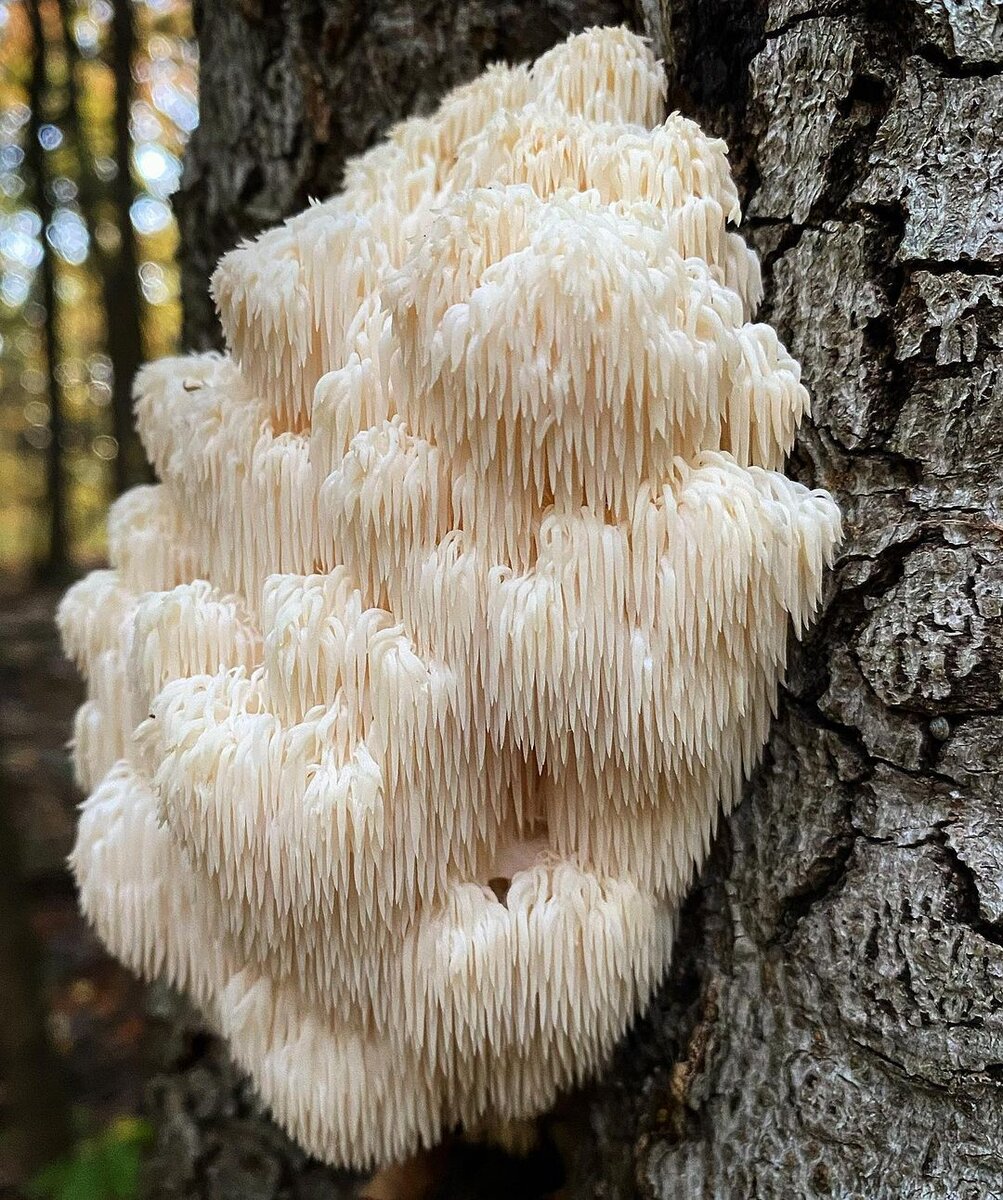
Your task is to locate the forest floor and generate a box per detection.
[0,584,148,1194]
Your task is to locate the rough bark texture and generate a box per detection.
[156,1,1003,1196]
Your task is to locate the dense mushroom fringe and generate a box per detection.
[57,26,840,1170]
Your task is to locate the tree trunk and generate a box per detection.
[574,3,1003,1195]
[156,1,1002,1196]
[26,0,68,579]
[106,0,150,493]
[59,0,151,496]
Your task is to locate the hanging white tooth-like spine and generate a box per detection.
[60,26,841,1171]
[530,25,667,127]
[70,762,231,1016]
[128,581,263,717]
[57,569,136,676]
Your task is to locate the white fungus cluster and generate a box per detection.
[59,27,841,1170]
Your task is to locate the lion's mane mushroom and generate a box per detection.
[58,26,841,1170]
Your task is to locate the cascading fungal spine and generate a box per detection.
[58,25,840,1171]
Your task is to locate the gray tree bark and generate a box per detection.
[154,1,1003,1197]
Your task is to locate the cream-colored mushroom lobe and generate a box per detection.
[58,26,841,1169]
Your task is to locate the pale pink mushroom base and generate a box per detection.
[58,27,840,1170]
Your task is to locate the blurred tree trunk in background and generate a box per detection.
[106,0,149,493]
[57,0,150,497]
[150,1,1003,1196]
[26,0,68,579]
